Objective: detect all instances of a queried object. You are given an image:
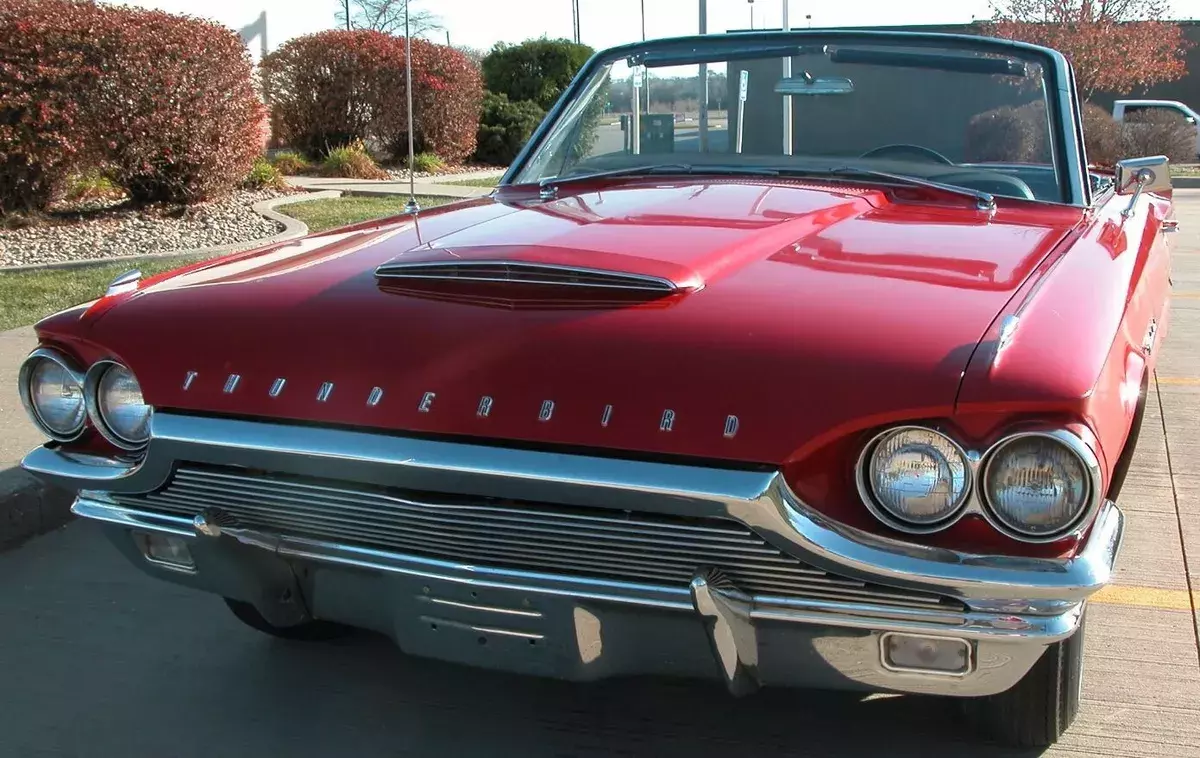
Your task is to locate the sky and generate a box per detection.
[107,0,1200,60]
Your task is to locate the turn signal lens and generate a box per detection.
[865,428,969,528]
[982,434,1092,538]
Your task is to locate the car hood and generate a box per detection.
[49,179,1082,465]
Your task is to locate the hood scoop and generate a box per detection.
[375,259,689,311]
[374,260,680,293]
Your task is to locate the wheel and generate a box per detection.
[223,598,352,641]
[960,610,1086,748]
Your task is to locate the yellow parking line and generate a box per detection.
[1156,376,1200,386]
[1091,584,1198,611]
[1174,292,1200,299]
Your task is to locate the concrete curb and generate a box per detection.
[0,190,343,274]
[0,467,72,552]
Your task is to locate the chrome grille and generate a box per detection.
[113,465,963,612]
[374,260,677,292]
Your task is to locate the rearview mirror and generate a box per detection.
[774,75,854,95]
[1115,155,1172,217]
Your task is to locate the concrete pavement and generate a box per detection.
[1,193,1200,755]
[0,326,40,468]
[286,168,504,199]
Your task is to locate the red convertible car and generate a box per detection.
[19,32,1174,747]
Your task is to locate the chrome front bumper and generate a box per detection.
[24,412,1124,698]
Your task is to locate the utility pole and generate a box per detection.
[641,0,650,112]
[343,0,351,30]
[571,0,581,44]
[698,0,708,152]
[782,0,791,156]
[748,0,754,30]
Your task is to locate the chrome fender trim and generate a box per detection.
[27,412,1123,608]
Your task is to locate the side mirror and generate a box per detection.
[1115,156,1172,217]
[1116,156,1172,195]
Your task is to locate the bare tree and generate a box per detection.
[334,0,442,36]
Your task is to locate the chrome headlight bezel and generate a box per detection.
[17,348,87,442]
[978,429,1101,542]
[855,425,974,534]
[857,425,1103,544]
[84,360,152,451]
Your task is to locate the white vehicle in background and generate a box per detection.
[1113,99,1200,159]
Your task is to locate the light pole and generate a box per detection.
[748,0,754,30]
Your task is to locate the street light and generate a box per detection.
[748,0,755,29]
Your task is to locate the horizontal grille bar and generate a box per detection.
[113,465,964,613]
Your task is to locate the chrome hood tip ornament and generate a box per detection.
[104,269,142,298]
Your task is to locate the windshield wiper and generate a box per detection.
[781,166,996,210]
[539,164,781,190]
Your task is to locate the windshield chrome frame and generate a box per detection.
[501,30,1089,208]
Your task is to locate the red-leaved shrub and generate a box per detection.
[0,0,101,214]
[964,106,1039,164]
[1081,103,1125,167]
[0,0,265,213]
[1122,108,1197,163]
[262,30,483,164]
[84,8,266,203]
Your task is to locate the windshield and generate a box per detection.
[513,36,1067,204]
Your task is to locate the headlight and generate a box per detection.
[860,427,970,531]
[86,362,151,449]
[982,432,1096,539]
[18,350,86,440]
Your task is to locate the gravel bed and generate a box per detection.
[0,190,287,268]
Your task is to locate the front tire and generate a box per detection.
[224,598,352,641]
[961,611,1086,748]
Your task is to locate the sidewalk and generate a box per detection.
[285,168,503,199]
[0,327,42,469]
[0,326,64,551]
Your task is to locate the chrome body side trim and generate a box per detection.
[24,412,1123,609]
[995,314,1020,357]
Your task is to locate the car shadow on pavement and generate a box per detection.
[228,629,1045,758]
